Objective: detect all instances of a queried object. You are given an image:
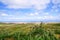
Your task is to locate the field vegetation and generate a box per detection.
[0,22,60,40]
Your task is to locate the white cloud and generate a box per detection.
[0,0,50,10]
[55,9,59,12]
[29,12,39,16]
[35,12,39,15]
[37,17,43,19]
[29,13,34,16]
[8,18,23,20]
[37,15,58,20]
[1,13,8,16]
[7,17,34,20]
[52,5,57,9]
[51,0,60,13]
[51,5,59,12]
[44,13,49,15]
[52,0,60,4]
[0,12,13,16]
[51,8,59,12]
[43,16,54,19]
[0,12,9,16]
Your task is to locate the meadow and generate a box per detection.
[0,22,60,40]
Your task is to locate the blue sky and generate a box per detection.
[0,0,60,22]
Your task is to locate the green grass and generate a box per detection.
[0,22,60,40]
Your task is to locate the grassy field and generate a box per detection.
[0,22,60,40]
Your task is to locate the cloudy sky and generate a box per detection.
[0,0,60,22]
